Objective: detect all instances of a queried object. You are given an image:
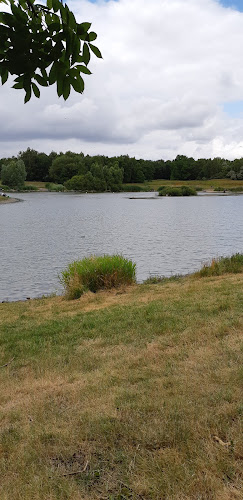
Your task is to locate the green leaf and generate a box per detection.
[56,77,63,97]
[49,61,58,84]
[82,43,90,65]
[41,68,48,80]
[52,0,59,13]
[76,72,84,93]
[24,87,31,103]
[70,75,84,94]
[77,22,91,35]
[1,68,8,84]
[32,82,40,98]
[87,31,97,42]
[67,9,76,31]
[10,3,27,23]
[63,77,70,100]
[76,65,92,75]
[47,0,52,9]
[89,43,102,59]
[12,82,23,89]
[34,73,48,86]
[60,4,67,23]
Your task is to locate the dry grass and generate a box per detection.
[0,274,242,499]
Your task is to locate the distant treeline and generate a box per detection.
[1,149,243,191]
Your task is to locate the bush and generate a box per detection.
[158,186,197,196]
[1,160,26,189]
[61,254,136,299]
[20,185,38,191]
[45,183,65,192]
[194,253,243,277]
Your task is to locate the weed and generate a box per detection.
[60,255,136,298]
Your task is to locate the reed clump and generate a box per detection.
[61,254,136,299]
[194,253,243,277]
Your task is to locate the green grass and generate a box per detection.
[0,270,242,499]
[61,254,136,299]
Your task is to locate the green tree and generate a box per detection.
[0,0,102,102]
[1,159,26,188]
[49,151,83,184]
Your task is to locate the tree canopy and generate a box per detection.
[0,0,102,102]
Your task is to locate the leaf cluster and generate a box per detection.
[0,0,102,101]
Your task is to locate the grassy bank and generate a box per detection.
[0,196,20,204]
[125,179,243,192]
[2,178,243,194]
[0,271,242,499]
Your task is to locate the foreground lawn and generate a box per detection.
[0,274,242,499]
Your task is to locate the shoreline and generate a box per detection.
[0,196,22,204]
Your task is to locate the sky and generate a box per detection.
[1,0,243,160]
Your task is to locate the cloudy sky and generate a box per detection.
[1,0,243,160]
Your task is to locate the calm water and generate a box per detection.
[0,192,243,302]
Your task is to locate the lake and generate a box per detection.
[1,191,243,302]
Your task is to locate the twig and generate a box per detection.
[62,470,84,477]
[61,461,89,477]
[0,357,15,368]
[213,435,230,447]
[118,480,145,500]
[129,444,140,472]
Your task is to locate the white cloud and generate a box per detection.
[1,0,243,159]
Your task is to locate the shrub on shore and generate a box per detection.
[20,185,38,191]
[158,186,197,196]
[61,254,136,299]
[0,184,10,191]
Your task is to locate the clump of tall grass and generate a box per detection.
[121,185,144,192]
[61,254,136,299]
[158,186,197,196]
[45,183,65,192]
[194,253,243,277]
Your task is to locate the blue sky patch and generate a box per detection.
[218,0,243,12]
[223,101,243,117]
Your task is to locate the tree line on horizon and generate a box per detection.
[1,148,243,191]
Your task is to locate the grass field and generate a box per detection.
[0,271,242,499]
